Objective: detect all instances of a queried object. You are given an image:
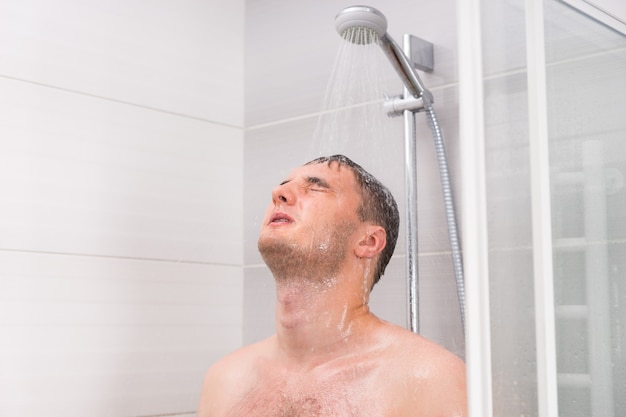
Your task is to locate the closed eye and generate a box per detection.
[306,176,331,190]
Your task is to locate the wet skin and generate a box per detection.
[197,162,467,417]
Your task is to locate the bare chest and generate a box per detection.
[226,366,393,417]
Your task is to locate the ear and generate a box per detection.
[354,225,387,259]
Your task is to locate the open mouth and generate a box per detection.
[269,212,294,224]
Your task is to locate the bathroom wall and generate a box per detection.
[0,1,244,416]
[243,0,465,358]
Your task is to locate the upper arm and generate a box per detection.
[197,357,245,417]
[197,363,227,417]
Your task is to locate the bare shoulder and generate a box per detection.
[197,337,274,417]
[390,323,465,374]
[377,322,467,417]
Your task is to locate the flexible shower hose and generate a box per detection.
[425,107,466,334]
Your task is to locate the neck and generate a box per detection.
[274,276,373,366]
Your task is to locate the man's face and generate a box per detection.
[257,162,363,281]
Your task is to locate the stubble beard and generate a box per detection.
[257,221,356,286]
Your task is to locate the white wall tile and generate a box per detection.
[0,250,242,417]
[0,2,245,417]
[242,266,275,345]
[0,0,244,126]
[0,77,243,264]
[368,256,407,328]
[414,253,465,359]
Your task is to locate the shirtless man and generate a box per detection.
[198,155,467,417]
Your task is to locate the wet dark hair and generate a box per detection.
[305,155,400,286]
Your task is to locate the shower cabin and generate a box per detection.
[460,1,626,417]
[245,1,626,417]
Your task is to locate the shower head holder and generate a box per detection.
[384,94,428,117]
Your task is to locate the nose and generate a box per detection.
[271,182,294,205]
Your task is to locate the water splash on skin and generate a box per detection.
[337,304,353,340]
[362,258,372,303]
[260,215,353,286]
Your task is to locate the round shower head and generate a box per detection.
[335,5,388,44]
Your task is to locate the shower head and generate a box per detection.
[334,5,433,105]
[335,5,388,43]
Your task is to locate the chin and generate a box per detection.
[258,233,291,255]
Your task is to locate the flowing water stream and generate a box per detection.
[310,27,403,175]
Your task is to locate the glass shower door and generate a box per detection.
[480,1,626,416]
[544,1,626,416]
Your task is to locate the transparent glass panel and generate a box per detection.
[481,1,539,415]
[545,1,626,416]
[482,0,625,415]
